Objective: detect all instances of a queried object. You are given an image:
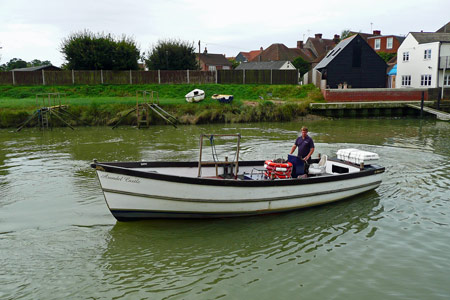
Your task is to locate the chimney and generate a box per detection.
[315,33,322,39]
[373,30,381,36]
[333,34,340,44]
[297,41,304,49]
[203,47,208,54]
[260,46,263,52]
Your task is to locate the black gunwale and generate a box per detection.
[91,159,385,187]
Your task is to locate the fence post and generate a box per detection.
[101,70,104,84]
[129,70,132,84]
[42,70,45,85]
[72,70,75,85]
[12,71,15,85]
[215,70,218,84]
[187,69,189,84]
[243,69,245,84]
[158,70,161,84]
[271,69,273,85]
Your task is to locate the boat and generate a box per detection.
[211,94,233,103]
[185,89,205,103]
[91,134,385,221]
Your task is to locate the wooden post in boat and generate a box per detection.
[198,134,204,177]
[235,134,240,177]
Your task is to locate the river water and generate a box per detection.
[0,119,449,299]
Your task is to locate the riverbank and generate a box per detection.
[0,84,324,128]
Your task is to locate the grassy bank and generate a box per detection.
[0,84,324,128]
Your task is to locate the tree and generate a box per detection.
[340,29,354,40]
[29,59,52,67]
[378,52,396,63]
[0,58,54,71]
[60,30,140,70]
[1,58,27,70]
[145,39,198,70]
[292,56,311,76]
[228,58,240,69]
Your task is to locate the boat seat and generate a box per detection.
[308,155,327,175]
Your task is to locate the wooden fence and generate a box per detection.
[0,70,299,85]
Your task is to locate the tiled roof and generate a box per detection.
[410,32,450,44]
[249,43,314,63]
[198,53,232,66]
[235,61,292,70]
[12,65,61,71]
[436,22,450,33]
[306,37,336,58]
[314,35,358,70]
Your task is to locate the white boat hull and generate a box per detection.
[95,163,383,219]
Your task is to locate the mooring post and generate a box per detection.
[420,91,424,118]
[437,90,441,111]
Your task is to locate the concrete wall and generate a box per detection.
[322,88,429,102]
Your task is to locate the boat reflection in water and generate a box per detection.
[100,193,382,298]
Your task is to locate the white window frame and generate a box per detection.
[444,74,450,86]
[387,37,393,49]
[401,75,411,86]
[420,74,432,86]
[208,65,216,71]
[424,49,432,60]
[403,52,409,62]
[374,39,381,50]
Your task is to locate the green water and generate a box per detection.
[0,119,449,299]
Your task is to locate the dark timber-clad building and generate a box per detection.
[314,34,387,88]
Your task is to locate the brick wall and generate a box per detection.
[322,88,429,102]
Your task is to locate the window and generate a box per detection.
[424,49,431,60]
[387,38,393,49]
[403,52,409,62]
[444,75,450,86]
[208,65,216,71]
[401,75,411,86]
[374,39,381,50]
[421,74,432,86]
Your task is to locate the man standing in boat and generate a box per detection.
[290,126,315,174]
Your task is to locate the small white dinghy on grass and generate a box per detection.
[185,89,205,103]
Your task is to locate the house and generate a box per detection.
[314,34,387,88]
[235,61,296,70]
[197,48,232,71]
[235,49,263,63]
[250,43,314,63]
[304,33,340,64]
[367,31,405,54]
[11,65,61,71]
[396,32,450,88]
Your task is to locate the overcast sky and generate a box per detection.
[0,0,448,67]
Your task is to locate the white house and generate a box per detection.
[396,32,450,88]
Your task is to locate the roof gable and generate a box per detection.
[198,53,232,66]
[235,61,292,70]
[12,65,61,71]
[436,21,450,33]
[410,32,450,44]
[314,35,358,69]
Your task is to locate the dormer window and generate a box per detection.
[374,39,381,50]
[387,38,393,49]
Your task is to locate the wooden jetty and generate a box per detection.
[405,104,450,121]
[112,91,178,129]
[16,93,81,131]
